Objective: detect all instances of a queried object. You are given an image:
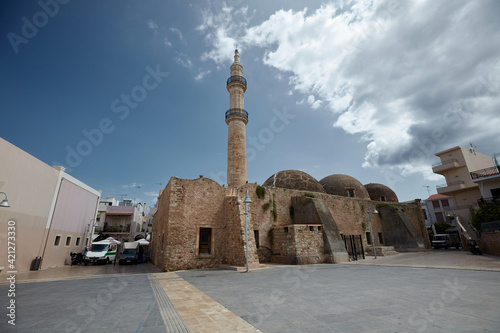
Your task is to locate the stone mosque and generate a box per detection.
[151,51,430,271]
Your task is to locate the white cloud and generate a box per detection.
[198,0,500,180]
[144,191,158,197]
[173,52,193,69]
[197,3,250,64]
[163,38,172,47]
[147,19,158,32]
[169,27,185,43]
[195,69,211,81]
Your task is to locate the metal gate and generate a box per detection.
[342,235,365,261]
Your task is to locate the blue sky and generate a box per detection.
[2,0,499,208]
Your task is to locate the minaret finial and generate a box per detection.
[234,49,240,63]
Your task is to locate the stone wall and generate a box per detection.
[271,225,326,264]
[151,179,429,271]
[480,231,500,256]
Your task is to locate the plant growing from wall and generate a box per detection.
[268,227,274,246]
[256,186,266,199]
[262,200,271,211]
[289,205,294,220]
[361,222,367,231]
[272,194,277,221]
[304,193,316,198]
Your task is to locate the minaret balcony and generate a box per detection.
[227,75,247,91]
[225,108,248,124]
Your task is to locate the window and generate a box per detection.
[441,200,450,208]
[491,188,500,199]
[318,226,322,232]
[366,232,371,245]
[380,196,386,201]
[65,236,71,246]
[54,235,61,246]
[435,212,444,222]
[254,230,259,249]
[347,189,355,197]
[422,209,428,219]
[199,228,212,256]
[309,226,314,232]
[378,232,384,244]
[432,201,440,209]
[284,227,289,233]
[75,237,81,246]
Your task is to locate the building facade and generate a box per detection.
[95,197,147,243]
[0,137,100,272]
[433,146,496,223]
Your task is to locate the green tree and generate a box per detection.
[471,203,500,230]
[434,221,452,234]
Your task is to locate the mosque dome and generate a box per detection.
[364,183,399,202]
[319,174,370,199]
[263,170,326,193]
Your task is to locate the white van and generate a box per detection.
[84,239,119,265]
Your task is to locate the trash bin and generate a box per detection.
[30,257,41,270]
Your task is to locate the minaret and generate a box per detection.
[226,50,248,188]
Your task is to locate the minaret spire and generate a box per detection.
[225,50,248,188]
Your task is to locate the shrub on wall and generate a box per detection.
[262,201,271,211]
[256,186,266,199]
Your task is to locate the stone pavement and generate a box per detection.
[1,251,500,332]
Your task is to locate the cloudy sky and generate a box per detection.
[1,0,499,207]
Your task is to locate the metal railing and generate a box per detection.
[478,197,500,206]
[436,181,464,189]
[432,158,458,168]
[225,108,248,120]
[470,166,500,180]
[226,75,247,87]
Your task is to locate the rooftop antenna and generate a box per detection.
[423,185,430,196]
[117,194,128,202]
[469,142,476,155]
[132,184,142,204]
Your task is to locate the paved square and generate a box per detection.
[178,264,500,333]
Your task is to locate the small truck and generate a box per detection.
[431,233,462,249]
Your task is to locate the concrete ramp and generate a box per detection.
[379,206,426,251]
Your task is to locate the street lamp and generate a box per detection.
[367,208,378,259]
[243,190,252,272]
[0,192,10,207]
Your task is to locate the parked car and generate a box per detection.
[119,241,139,265]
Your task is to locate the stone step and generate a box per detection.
[365,246,399,257]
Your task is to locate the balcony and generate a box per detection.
[432,159,461,174]
[436,181,476,194]
[225,108,248,124]
[470,166,500,182]
[226,75,247,91]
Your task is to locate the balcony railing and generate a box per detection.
[432,159,458,168]
[227,75,247,87]
[470,166,500,180]
[225,108,248,120]
[436,181,465,189]
[478,197,500,206]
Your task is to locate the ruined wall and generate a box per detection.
[271,225,325,264]
[480,231,500,256]
[152,177,226,270]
